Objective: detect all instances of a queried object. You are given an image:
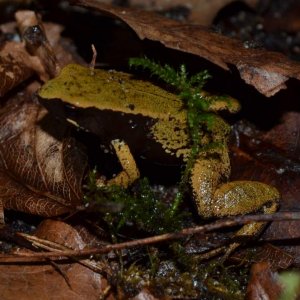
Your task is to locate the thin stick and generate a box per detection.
[0,212,299,262]
[89,44,97,75]
[15,232,108,273]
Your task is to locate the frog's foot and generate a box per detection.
[191,158,280,259]
[215,181,279,258]
[97,139,140,188]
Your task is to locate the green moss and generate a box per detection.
[84,172,188,235]
[117,248,248,299]
[129,57,239,212]
[81,59,249,298]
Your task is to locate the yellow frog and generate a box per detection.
[38,63,280,254]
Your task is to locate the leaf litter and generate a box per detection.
[0,1,300,299]
[72,0,300,97]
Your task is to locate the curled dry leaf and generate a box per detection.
[0,220,113,300]
[0,91,87,221]
[0,11,82,97]
[71,0,300,96]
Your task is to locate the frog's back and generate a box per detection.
[39,64,186,122]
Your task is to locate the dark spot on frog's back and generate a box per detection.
[63,81,74,89]
[127,104,135,111]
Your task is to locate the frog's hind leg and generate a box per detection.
[97,139,140,188]
[191,155,280,258]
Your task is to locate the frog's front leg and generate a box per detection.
[97,139,140,188]
[191,146,280,256]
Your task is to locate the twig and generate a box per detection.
[0,212,299,262]
[15,232,110,274]
[89,44,97,75]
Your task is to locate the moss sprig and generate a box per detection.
[84,172,188,236]
[129,57,231,212]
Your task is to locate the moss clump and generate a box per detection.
[82,59,249,298]
[129,57,239,212]
[84,170,188,235]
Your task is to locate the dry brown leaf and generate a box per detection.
[261,112,300,161]
[0,220,113,300]
[97,0,258,25]
[230,112,300,264]
[0,12,82,97]
[0,89,87,220]
[0,42,36,97]
[245,262,282,300]
[135,0,257,24]
[71,0,300,97]
[0,264,105,300]
[35,219,89,250]
[15,10,61,79]
[255,244,294,270]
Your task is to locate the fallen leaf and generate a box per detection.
[255,244,294,270]
[35,219,92,250]
[107,0,258,25]
[230,112,300,265]
[0,219,113,300]
[0,43,36,97]
[70,0,300,96]
[245,262,282,300]
[0,87,87,220]
[15,10,61,79]
[0,10,83,97]
[261,112,300,162]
